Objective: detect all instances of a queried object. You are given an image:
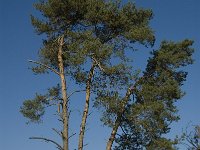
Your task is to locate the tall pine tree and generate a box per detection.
[94,40,194,150]
[20,1,155,150]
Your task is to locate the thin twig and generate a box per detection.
[186,136,199,149]
[87,111,93,117]
[68,133,76,140]
[28,60,60,75]
[120,125,127,135]
[83,143,89,147]
[52,128,62,137]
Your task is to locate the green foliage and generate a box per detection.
[20,94,48,123]
[23,0,155,125]
[20,85,61,123]
[20,0,195,149]
[27,0,156,126]
[146,138,177,150]
[30,0,155,81]
[94,39,194,149]
[114,126,177,150]
[47,84,61,99]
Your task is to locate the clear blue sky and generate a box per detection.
[0,0,199,150]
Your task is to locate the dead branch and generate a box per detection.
[67,89,86,99]
[52,128,62,137]
[29,136,63,150]
[28,59,60,75]
[68,133,76,140]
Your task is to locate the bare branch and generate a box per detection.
[29,136,63,150]
[28,60,60,75]
[120,125,127,135]
[68,133,76,140]
[56,111,64,123]
[67,89,86,99]
[44,103,57,109]
[83,143,89,147]
[179,141,193,149]
[57,103,61,113]
[58,118,64,123]
[87,111,93,117]
[52,128,62,137]
[186,135,199,149]
[88,53,105,72]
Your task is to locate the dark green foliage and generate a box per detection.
[94,40,194,149]
[20,0,195,149]
[27,0,155,128]
[30,0,155,83]
[113,40,194,149]
[114,125,176,150]
[21,2,156,150]
[20,85,61,123]
[47,84,61,100]
[20,94,48,123]
[22,0,155,131]
[146,138,177,150]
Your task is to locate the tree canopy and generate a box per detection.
[20,1,194,150]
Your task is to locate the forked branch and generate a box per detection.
[91,57,105,72]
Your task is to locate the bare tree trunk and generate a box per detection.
[78,63,95,150]
[106,117,121,150]
[58,35,69,150]
[106,88,133,150]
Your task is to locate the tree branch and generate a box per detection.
[29,136,63,150]
[120,125,127,135]
[68,133,76,140]
[83,143,89,148]
[91,57,105,72]
[28,60,60,75]
[186,135,199,149]
[52,128,62,137]
[67,89,86,99]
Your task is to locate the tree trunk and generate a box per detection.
[78,63,95,150]
[58,35,69,150]
[106,88,133,150]
[106,117,121,150]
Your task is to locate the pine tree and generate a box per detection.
[20,1,194,150]
[94,40,194,150]
[20,1,155,150]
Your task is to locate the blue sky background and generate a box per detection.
[0,0,199,150]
